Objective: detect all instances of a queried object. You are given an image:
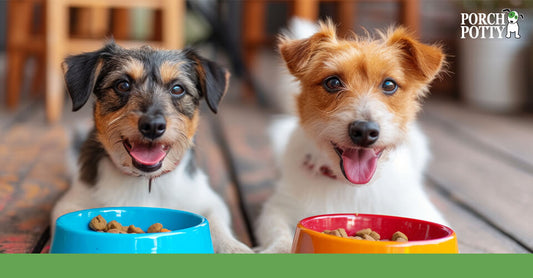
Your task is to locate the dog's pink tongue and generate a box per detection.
[342,148,378,184]
[129,144,167,166]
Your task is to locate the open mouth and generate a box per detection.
[123,139,170,172]
[332,142,384,185]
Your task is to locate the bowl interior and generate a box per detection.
[51,207,214,253]
[300,214,453,241]
[56,207,204,234]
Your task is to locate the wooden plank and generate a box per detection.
[420,114,533,251]
[0,123,69,253]
[216,102,277,242]
[423,100,533,169]
[194,111,253,247]
[425,181,528,253]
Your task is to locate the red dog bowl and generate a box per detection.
[292,213,458,253]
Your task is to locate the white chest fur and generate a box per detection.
[87,150,211,214]
[269,121,445,225]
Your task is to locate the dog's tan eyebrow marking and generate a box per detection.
[92,59,104,87]
[124,58,145,81]
[160,61,186,84]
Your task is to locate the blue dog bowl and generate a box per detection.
[50,207,214,254]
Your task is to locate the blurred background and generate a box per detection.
[1,0,533,117]
[0,0,532,253]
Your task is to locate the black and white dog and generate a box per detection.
[51,42,252,253]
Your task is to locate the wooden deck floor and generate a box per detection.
[1,48,532,253]
[1,94,532,253]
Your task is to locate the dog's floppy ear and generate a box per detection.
[186,50,230,114]
[62,41,118,111]
[279,20,337,77]
[386,28,445,83]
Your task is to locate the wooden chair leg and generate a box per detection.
[6,0,32,109]
[161,0,184,49]
[31,54,46,97]
[46,0,68,123]
[400,0,420,37]
[337,0,357,38]
[292,0,319,20]
[241,0,268,100]
[242,0,267,69]
[6,51,27,109]
[32,0,47,97]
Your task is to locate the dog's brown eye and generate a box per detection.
[323,76,343,93]
[381,78,398,95]
[115,81,131,93]
[170,85,185,97]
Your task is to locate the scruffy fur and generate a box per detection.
[256,19,448,253]
[51,42,252,253]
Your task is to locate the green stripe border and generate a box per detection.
[1,254,530,277]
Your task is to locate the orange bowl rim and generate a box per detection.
[297,213,457,247]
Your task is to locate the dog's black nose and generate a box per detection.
[348,120,380,147]
[138,114,166,139]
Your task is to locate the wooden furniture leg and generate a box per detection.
[400,0,420,37]
[242,0,267,70]
[161,0,184,49]
[337,0,356,37]
[31,2,47,97]
[6,0,32,109]
[45,0,68,123]
[31,53,47,97]
[293,0,318,20]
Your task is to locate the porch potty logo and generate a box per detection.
[461,8,525,39]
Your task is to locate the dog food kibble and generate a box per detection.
[355,228,372,237]
[127,225,145,234]
[147,223,163,233]
[370,231,381,241]
[323,228,348,238]
[88,216,171,234]
[391,231,408,242]
[322,228,408,242]
[89,215,107,231]
[106,220,123,231]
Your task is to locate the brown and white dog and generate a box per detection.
[51,42,252,253]
[256,19,448,253]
